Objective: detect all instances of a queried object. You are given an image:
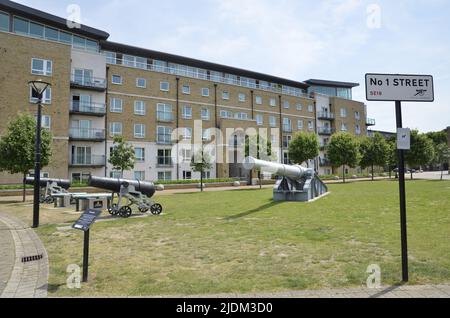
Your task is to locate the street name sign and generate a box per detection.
[365,73,434,102]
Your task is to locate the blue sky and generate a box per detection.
[15,0,450,133]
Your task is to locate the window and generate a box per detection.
[182,85,190,94]
[72,173,91,184]
[220,110,233,119]
[29,22,44,38]
[181,149,191,162]
[222,91,230,100]
[355,111,360,120]
[134,171,145,181]
[202,171,211,179]
[73,36,86,49]
[30,86,51,104]
[13,17,28,35]
[308,105,314,113]
[134,124,145,138]
[202,129,211,141]
[157,103,173,122]
[269,116,277,127]
[283,136,292,148]
[59,31,72,44]
[283,101,290,109]
[340,108,347,118]
[110,171,122,179]
[157,126,172,144]
[31,58,52,76]
[0,12,9,31]
[235,112,248,120]
[296,103,303,111]
[158,171,172,181]
[270,98,277,107]
[355,124,361,135]
[45,27,58,41]
[283,118,292,132]
[158,149,172,166]
[110,122,122,136]
[341,123,348,131]
[255,96,262,105]
[297,120,304,130]
[182,106,192,119]
[110,98,123,113]
[135,148,145,162]
[201,108,210,120]
[34,115,51,129]
[202,87,210,97]
[134,101,146,116]
[256,114,263,126]
[238,93,246,102]
[181,128,192,140]
[183,171,192,180]
[160,81,170,91]
[136,78,146,88]
[308,121,314,131]
[112,75,122,85]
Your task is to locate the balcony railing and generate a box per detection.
[70,101,106,115]
[70,74,106,90]
[70,155,106,167]
[317,111,335,120]
[366,118,376,126]
[156,135,173,145]
[283,125,293,133]
[318,127,335,135]
[69,128,106,140]
[157,112,174,123]
[156,157,174,168]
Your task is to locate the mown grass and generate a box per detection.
[7,180,450,296]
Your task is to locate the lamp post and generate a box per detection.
[28,80,51,229]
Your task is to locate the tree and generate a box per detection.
[434,143,450,181]
[359,133,389,181]
[288,132,319,168]
[108,136,135,177]
[405,130,435,180]
[426,130,447,146]
[0,113,52,202]
[191,144,213,192]
[327,132,360,183]
[386,139,398,179]
[245,134,276,188]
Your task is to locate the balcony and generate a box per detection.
[319,158,332,167]
[156,135,173,145]
[70,74,107,91]
[317,111,335,120]
[70,155,106,167]
[156,157,174,168]
[366,118,376,126]
[318,127,335,135]
[320,142,328,151]
[157,112,174,123]
[69,128,106,141]
[70,101,106,116]
[283,125,293,133]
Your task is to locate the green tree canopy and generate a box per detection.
[0,113,52,201]
[433,143,450,180]
[191,145,213,192]
[327,132,360,183]
[426,130,447,146]
[108,136,135,176]
[288,132,319,167]
[359,133,389,180]
[405,130,435,179]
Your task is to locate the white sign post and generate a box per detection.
[365,73,434,283]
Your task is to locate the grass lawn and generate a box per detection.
[3,180,450,296]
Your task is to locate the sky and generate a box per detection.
[14,0,450,133]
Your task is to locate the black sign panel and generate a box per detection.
[72,209,102,232]
[93,200,104,209]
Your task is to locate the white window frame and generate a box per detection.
[182,105,192,119]
[181,127,192,140]
[31,58,52,76]
[135,147,145,162]
[355,111,360,120]
[111,74,122,85]
[222,91,230,100]
[255,96,262,105]
[270,98,277,107]
[202,87,210,97]
[201,108,210,121]
[30,86,52,104]
[341,123,348,131]
[308,105,314,113]
[182,85,191,95]
[238,93,246,102]
[136,78,147,88]
[283,101,290,109]
[256,114,263,126]
[134,124,146,139]
[35,115,51,129]
[269,116,276,127]
[110,122,123,136]
[134,100,146,116]
[157,103,173,122]
[157,126,173,144]
[220,110,233,119]
[134,171,145,181]
[160,81,170,92]
[308,121,314,131]
[296,103,303,111]
[340,108,347,118]
[110,98,123,113]
[297,120,304,130]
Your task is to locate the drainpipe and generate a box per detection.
[214,84,219,178]
[279,95,283,163]
[104,65,109,178]
[176,77,180,181]
[250,90,254,120]
[313,95,319,173]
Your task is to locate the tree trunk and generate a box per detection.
[22,172,26,202]
[342,166,346,183]
[258,171,262,189]
[371,164,374,181]
[410,171,413,180]
[441,164,444,181]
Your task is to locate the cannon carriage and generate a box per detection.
[88,176,163,218]
[24,177,71,204]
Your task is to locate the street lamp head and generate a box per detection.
[28,79,51,96]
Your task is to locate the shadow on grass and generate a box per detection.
[225,201,283,221]
[47,283,66,293]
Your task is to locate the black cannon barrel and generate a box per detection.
[24,177,71,190]
[88,176,156,198]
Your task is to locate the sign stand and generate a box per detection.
[366,73,434,283]
[395,101,409,282]
[82,229,90,283]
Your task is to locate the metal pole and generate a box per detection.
[82,229,90,282]
[32,98,42,228]
[395,101,409,282]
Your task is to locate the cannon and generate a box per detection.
[88,176,163,218]
[243,157,328,202]
[25,177,71,204]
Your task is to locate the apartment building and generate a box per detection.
[0,0,375,184]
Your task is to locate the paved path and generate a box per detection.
[412,171,450,181]
[0,213,48,298]
[179,284,450,298]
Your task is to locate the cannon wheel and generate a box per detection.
[108,204,119,216]
[150,204,163,215]
[138,206,149,213]
[119,206,132,218]
[44,196,54,204]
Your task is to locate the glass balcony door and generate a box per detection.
[72,146,92,165]
[71,119,92,139]
[74,69,93,86]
